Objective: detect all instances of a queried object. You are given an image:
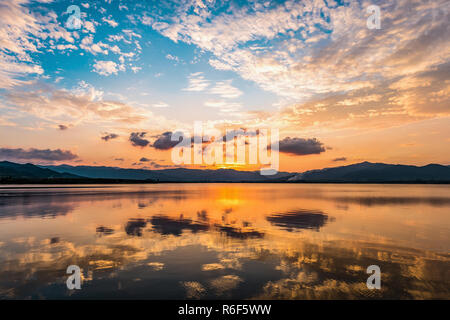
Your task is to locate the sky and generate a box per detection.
[0,0,449,172]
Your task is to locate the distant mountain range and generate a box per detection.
[288,161,450,183]
[0,160,449,183]
[43,164,293,182]
[0,161,153,183]
[0,161,80,179]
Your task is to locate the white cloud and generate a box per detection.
[0,1,144,89]
[165,53,180,63]
[141,0,450,132]
[80,35,109,55]
[93,60,119,76]
[4,81,149,125]
[0,0,60,88]
[83,21,96,33]
[140,14,153,26]
[204,100,241,112]
[209,59,233,71]
[0,52,43,88]
[56,44,77,51]
[210,80,242,99]
[131,66,141,73]
[148,0,450,105]
[103,17,119,28]
[152,102,169,108]
[183,72,210,92]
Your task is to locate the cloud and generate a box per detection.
[102,17,118,28]
[129,132,149,147]
[139,157,151,162]
[58,124,68,131]
[4,81,147,125]
[152,131,181,150]
[101,133,119,141]
[210,80,242,99]
[131,66,141,73]
[0,54,43,89]
[209,59,233,71]
[204,100,241,113]
[142,160,173,169]
[93,60,120,76]
[0,0,48,88]
[165,53,180,63]
[148,0,333,99]
[183,72,210,92]
[79,35,108,55]
[332,157,347,162]
[83,21,96,33]
[223,128,259,142]
[55,44,77,51]
[0,0,145,90]
[277,62,450,130]
[0,148,78,161]
[152,102,169,108]
[147,0,450,130]
[278,137,326,156]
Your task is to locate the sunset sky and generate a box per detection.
[0,0,449,172]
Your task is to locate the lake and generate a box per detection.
[0,183,448,299]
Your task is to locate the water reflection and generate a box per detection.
[96,226,115,237]
[216,225,265,239]
[0,195,75,219]
[333,196,450,207]
[0,183,448,299]
[125,218,147,237]
[149,215,209,236]
[266,209,330,232]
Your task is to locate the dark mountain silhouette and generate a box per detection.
[0,161,80,179]
[1,161,449,183]
[42,164,293,182]
[288,161,450,182]
[0,161,154,183]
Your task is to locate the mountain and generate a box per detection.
[0,161,154,184]
[43,164,293,182]
[2,161,449,184]
[0,161,80,179]
[288,162,450,183]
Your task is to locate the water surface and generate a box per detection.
[0,183,448,299]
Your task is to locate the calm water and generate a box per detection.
[0,183,448,299]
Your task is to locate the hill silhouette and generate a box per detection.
[0,161,449,183]
[288,162,450,183]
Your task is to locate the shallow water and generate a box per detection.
[0,183,448,299]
